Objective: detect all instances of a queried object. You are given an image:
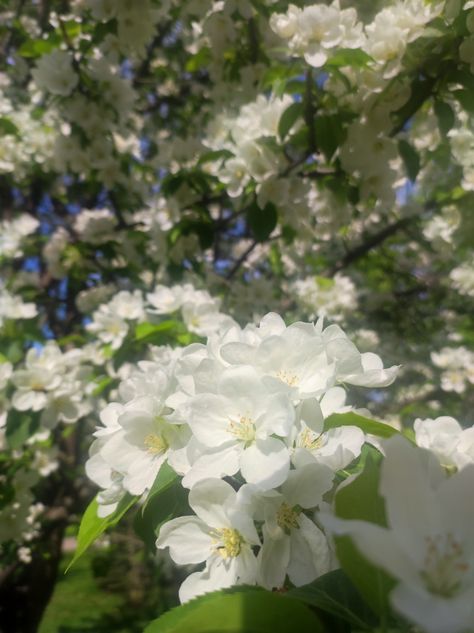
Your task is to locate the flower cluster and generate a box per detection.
[87,309,398,600]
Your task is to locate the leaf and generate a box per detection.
[326,48,373,68]
[197,149,234,165]
[398,140,420,182]
[333,454,396,618]
[6,410,38,449]
[142,462,178,512]
[135,474,188,549]
[433,100,455,136]
[19,35,61,58]
[134,320,181,342]
[288,569,376,630]
[324,412,399,438]
[314,114,347,161]
[0,117,20,137]
[66,494,138,572]
[278,101,303,140]
[453,89,474,114]
[247,202,278,242]
[91,376,114,397]
[144,588,323,633]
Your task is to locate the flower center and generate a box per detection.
[300,428,325,451]
[420,533,469,597]
[212,527,243,559]
[228,415,256,444]
[276,369,299,387]
[143,433,168,455]
[276,502,301,533]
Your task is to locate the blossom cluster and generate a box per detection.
[87,308,398,600]
[84,300,474,633]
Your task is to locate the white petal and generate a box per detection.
[320,386,347,417]
[258,526,291,590]
[299,399,324,433]
[287,515,330,586]
[189,478,237,528]
[282,463,334,508]
[391,583,474,633]
[182,444,240,489]
[188,394,237,447]
[320,513,419,586]
[156,516,212,565]
[381,436,445,562]
[178,557,237,603]
[240,437,290,490]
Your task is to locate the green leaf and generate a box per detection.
[0,117,20,137]
[278,101,303,140]
[288,569,376,630]
[324,412,399,438]
[433,100,455,136]
[66,493,138,572]
[19,35,61,58]
[333,454,395,618]
[453,89,474,114]
[314,114,347,161]
[6,410,38,449]
[197,149,234,165]
[135,473,188,549]
[247,202,278,242]
[134,320,181,342]
[398,140,420,182]
[326,48,373,68]
[144,588,323,633]
[142,462,178,512]
[185,46,212,72]
[6,341,24,364]
[91,376,114,397]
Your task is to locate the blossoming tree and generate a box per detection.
[0,0,474,632]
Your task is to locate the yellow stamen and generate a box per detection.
[276,502,300,533]
[143,433,168,455]
[228,415,256,444]
[212,527,243,559]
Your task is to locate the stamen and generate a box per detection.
[228,415,256,444]
[276,502,300,533]
[211,527,243,559]
[143,433,168,455]
[276,369,299,387]
[420,533,469,597]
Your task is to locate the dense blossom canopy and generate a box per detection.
[0,1,473,632]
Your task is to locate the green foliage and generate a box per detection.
[247,202,278,242]
[6,409,38,449]
[143,588,323,633]
[67,495,139,572]
[278,102,304,140]
[333,454,396,619]
[398,140,420,182]
[324,412,399,438]
[288,569,377,630]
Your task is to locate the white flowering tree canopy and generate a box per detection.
[0,1,474,632]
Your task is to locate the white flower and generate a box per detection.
[32,50,78,96]
[157,478,259,602]
[292,389,365,472]
[0,362,12,390]
[184,366,294,489]
[73,209,118,245]
[244,463,334,589]
[97,396,188,496]
[86,309,129,349]
[415,417,474,470]
[322,435,474,633]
